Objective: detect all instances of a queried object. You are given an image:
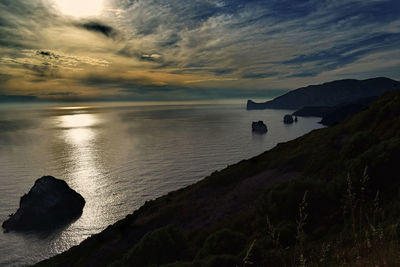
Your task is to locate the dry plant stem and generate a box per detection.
[242,239,256,266]
[359,166,369,239]
[296,190,308,267]
[346,173,358,241]
[266,216,280,249]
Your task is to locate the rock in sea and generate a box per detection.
[283,114,294,124]
[252,121,268,134]
[2,176,85,232]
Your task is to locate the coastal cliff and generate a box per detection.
[247,77,400,110]
[37,91,400,266]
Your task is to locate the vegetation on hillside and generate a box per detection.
[37,91,400,267]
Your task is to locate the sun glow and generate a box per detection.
[58,113,98,129]
[55,113,99,145]
[53,0,104,17]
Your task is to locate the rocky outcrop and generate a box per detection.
[247,100,261,110]
[252,121,267,134]
[2,176,85,232]
[283,115,294,124]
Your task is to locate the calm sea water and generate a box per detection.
[0,102,323,266]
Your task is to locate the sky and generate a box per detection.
[0,0,399,101]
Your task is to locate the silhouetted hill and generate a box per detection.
[36,91,400,266]
[247,77,400,110]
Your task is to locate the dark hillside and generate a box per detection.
[247,77,400,110]
[293,96,378,126]
[37,91,400,266]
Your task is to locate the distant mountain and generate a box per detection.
[247,77,400,110]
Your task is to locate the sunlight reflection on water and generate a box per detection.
[52,110,110,248]
[57,113,98,128]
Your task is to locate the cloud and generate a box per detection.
[36,50,60,59]
[0,0,56,49]
[1,49,109,79]
[76,21,120,39]
[242,72,280,79]
[140,53,162,62]
[46,91,77,96]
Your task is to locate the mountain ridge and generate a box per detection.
[247,77,400,110]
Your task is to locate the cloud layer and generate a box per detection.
[0,0,399,100]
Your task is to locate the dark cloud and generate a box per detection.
[212,69,236,76]
[46,92,77,96]
[286,72,318,78]
[169,68,236,76]
[36,50,59,59]
[76,21,119,39]
[140,53,162,62]
[242,72,280,79]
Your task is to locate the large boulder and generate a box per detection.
[283,115,294,124]
[2,176,85,232]
[252,121,268,134]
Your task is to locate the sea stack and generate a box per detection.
[283,114,294,124]
[2,176,85,232]
[252,121,268,134]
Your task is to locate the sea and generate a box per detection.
[0,101,324,266]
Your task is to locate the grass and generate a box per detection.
[250,166,400,266]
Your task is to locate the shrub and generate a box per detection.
[119,225,186,266]
[196,229,247,259]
